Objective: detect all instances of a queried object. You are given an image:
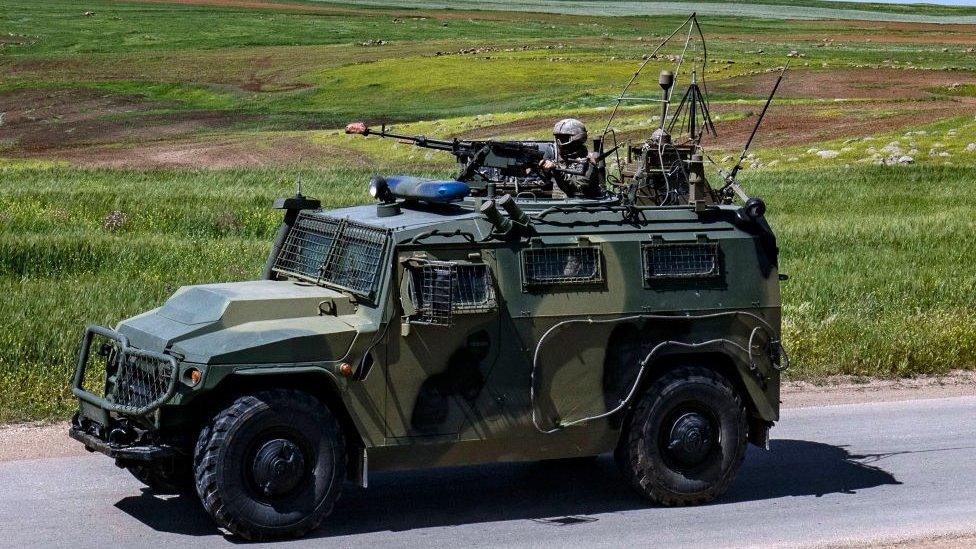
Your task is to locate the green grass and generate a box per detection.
[746,165,976,378]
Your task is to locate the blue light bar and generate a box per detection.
[384,175,470,203]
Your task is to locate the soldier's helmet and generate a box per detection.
[553,118,588,150]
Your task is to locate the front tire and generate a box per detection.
[619,366,747,506]
[193,389,345,540]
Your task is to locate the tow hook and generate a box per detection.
[108,426,135,446]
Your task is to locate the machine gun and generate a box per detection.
[345,122,549,192]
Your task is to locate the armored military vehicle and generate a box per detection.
[68,14,788,540]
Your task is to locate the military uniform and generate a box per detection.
[539,118,605,198]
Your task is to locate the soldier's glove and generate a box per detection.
[345,122,369,135]
[539,159,556,171]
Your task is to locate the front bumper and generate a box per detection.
[68,415,177,463]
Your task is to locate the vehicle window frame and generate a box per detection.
[519,244,605,291]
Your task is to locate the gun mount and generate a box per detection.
[345,122,552,197]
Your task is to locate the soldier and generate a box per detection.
[539,118,605,198]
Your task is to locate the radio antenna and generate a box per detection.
[719,60,791,198]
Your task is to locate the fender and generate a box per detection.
[531,311,783,433]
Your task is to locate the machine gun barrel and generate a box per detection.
[346,121,556,184]
[345,122,467,153]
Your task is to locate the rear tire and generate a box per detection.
[619,366,747,506]
[193,389,345,540]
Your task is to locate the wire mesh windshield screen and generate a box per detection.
[642,241,720,280]
[521,246,603,289]
[409,262,496,326]
[273,213,389,298]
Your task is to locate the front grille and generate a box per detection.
[74,326,178,416]
[106,347,175,410]
[273,213,389,299]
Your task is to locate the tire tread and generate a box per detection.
[621,366,748,506]
[193,389,345,540]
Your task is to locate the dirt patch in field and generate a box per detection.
[819,19,976,34]
[131,0,578,22]
[0,87,156,131]
[444,100,976,153]
[456,116,560,140]
[714,19,976,45]
[0,87,248,151]
[0,85,362,168]
[0,87,273,161]
[44,135,364,169]
[713,68,976,101]
[443,68,976,147]
[697,100,976,150]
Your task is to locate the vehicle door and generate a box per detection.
[384,247,504,441]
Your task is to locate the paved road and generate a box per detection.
[2,397,976,548]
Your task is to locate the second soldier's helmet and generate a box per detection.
[553,118,588,149]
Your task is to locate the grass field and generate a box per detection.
[2,0,976,422]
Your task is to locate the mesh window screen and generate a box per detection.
[453,264,497,313]
[409,262,496,326]
[642,241,720,280]
[273,214,388,298]
[521,246,603,288]
[274,216,339,280]
[324,222,388,295]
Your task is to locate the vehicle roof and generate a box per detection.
[319,203,482,232]
[314,198,742,245]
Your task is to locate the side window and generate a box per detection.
[641,237,720,282]
[453,264,496,312]
[520,245,603,290]
[405,260,497,326]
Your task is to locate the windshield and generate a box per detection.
[272,213,389,300]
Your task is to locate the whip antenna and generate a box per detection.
[720,60,791,197]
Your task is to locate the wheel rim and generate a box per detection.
[660,407,718,469]
[250,438,308,499]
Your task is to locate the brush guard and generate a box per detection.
[72,325,180,417]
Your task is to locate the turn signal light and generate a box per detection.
[338,363,354,378]
[184,367,202,386]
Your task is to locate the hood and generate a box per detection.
[118,280,364,364]
[170,315,360,364]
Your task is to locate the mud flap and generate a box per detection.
[748,416,772,450]
[349,446,368,488]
